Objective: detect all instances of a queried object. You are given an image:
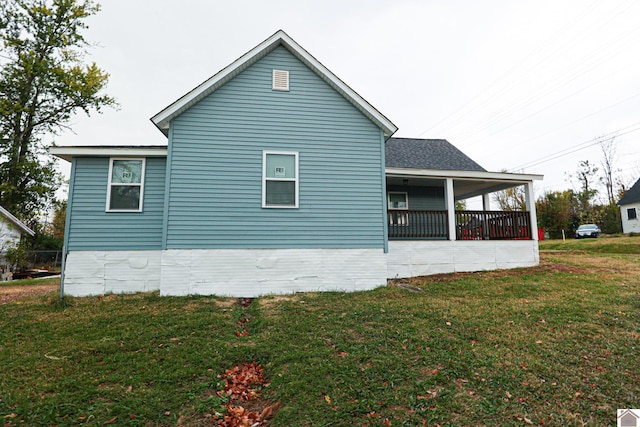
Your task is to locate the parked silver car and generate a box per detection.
[575,224,601,238]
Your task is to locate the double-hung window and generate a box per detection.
[629,207,638,220]
[263,151,298,208]
[106,158,145,212]
[388,192,408,225]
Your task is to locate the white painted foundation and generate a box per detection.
[160,248,387,297]
[63,251,162,296]
[62,241,540,297]
[387,240,539,279]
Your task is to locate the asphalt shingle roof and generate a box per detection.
[385,138,486,172]
[618,177,640,205]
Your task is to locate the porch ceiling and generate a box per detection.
[453,180,522,200]
[386,173,538,201]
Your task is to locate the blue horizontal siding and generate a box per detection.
[387,185,445,210]
[166,46,386,249]
[67,157,166,250]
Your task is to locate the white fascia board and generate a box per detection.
[51,146,168,162]
[385,167,543,183]
[150,30,398,137]
[0,205,35,236]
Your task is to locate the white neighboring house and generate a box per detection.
[0,206,35,280]
[617,178,640,234]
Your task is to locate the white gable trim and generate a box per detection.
[0,205,35,237]
[150,30,398,137]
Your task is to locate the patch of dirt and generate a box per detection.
[258,294,305,309]
[0,283,57,304]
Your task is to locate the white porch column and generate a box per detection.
[445,178,456,241]
[482,193,491,211]
[525,182,539,240]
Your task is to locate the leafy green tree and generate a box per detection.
[536,190,580,239]
[596,202,622,234]
[0,0,115,221]
[49,199,66,241]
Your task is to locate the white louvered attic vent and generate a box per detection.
[272,69,289,91]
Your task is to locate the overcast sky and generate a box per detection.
[54,0,640,202]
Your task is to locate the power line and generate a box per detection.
[415,0,604,138]
[455,18,640,145]
[505,91,640,146]
[509,122,640,171]
[419,0,635,140]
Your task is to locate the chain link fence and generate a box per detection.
[24,250,63,271]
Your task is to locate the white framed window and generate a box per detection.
[388,192,408,225]
[272,69,289,91]
[263,151,298,208]
[106,158,145,212]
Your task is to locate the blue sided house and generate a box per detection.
[52,30,543,297]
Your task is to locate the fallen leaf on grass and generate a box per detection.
[217,362,265,402]
[324,395,331,404]
[105,416,118,424]
[44,354,68,360]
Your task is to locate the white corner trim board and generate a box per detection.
[160,248,388,297]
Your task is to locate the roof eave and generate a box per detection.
[150,30,397,137]
[0,206,35,236]
[51,146,168,162]
[385,167,544,182]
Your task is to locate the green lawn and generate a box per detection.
[1,239,639,426]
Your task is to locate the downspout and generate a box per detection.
[59,157,77,301]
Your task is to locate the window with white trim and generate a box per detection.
[263,151,298,208]
[628,207,637,220]
[388,192,408,225]
[106,158,145,212]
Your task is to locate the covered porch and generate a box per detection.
[385,169,542,242]
[384,168,543,279]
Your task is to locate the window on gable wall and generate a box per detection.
[263,151,298,208]
[107,158,145,212]
[628,207,637,220]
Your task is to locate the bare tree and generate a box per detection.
[493,186,526,211]
[598,135,618,204]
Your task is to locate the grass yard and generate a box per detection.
[1,238,639,426]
